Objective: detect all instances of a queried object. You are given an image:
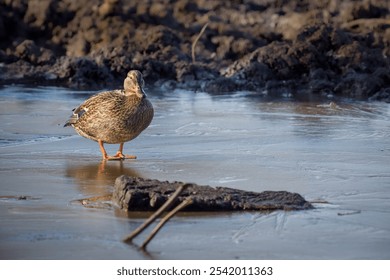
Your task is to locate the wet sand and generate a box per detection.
[0,86,390,259]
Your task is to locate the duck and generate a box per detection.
[64,70,154,160]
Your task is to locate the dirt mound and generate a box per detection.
[0,0,389,100]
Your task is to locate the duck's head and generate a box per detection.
[124,70,145,98]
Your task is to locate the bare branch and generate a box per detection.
[192,22,209,63]
[140,197,193,249]
[123,183,189,243]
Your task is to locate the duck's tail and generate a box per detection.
[64,118,76,127]
[64,120,73,127]
[64,109,78,127]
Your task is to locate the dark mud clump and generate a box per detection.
[113,175,313,212]
[0,0,389,101]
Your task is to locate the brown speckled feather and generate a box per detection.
[65,71,154,147]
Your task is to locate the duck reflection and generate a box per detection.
[66,160,143,196]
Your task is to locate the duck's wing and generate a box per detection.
[64,90,122,127]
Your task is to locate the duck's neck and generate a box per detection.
[124,89,144,99]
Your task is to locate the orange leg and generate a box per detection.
[98,140,136,160]
[98,140,110,160]
[114,143,137,160]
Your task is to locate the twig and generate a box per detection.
[192,22,209,63]
[140,197,193,250]
[341,18,390,30]
[122,184,189,243]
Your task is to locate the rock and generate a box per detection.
[203,77,239,93]
[0,15,5,39]
[23,0,53,28]
[15,40,40,63]
[369,87,390,102]
[113,175,313,212]
[98,0,121,18]
[67,57,114,88]
[14,39,54,65]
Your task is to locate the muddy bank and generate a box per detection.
[0,0,389,101]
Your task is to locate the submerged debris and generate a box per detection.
[113,175,313,212]
[71,195,113,209]
[0,195,41,201]
[337,210,362,216]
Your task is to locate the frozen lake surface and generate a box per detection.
[0,85,389,259]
